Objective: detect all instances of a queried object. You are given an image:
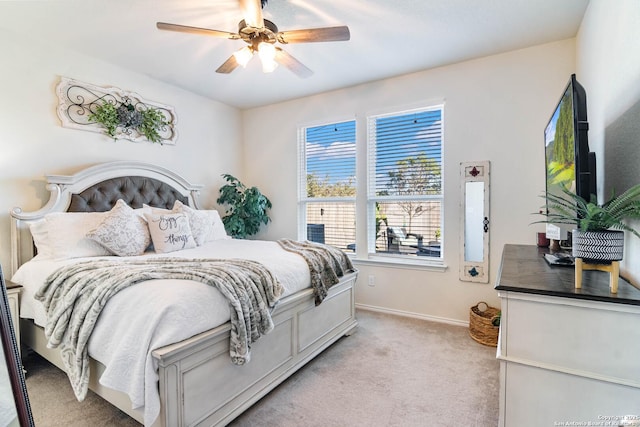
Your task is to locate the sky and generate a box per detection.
[304,109,442,188]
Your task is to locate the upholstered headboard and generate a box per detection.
[10,161,204,274]
[68,176,189,212]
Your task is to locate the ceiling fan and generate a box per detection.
[156,0,350,78]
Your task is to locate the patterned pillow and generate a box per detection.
[144,212,196,253]
[87,200,151,256]
[173,201,230,245]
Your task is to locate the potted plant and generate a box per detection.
[536,184,640,262]
[216,174,272,239]
[89,101,169,143]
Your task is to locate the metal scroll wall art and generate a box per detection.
[56,77,178,145]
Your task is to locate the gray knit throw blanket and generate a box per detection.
[35,258,283,401]
[277,239,356,305]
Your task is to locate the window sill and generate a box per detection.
[350,254,448,272]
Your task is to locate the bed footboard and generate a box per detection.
[153,272,358,427]
[23,272,357,427]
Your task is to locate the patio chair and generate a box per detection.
[386,227,423,253]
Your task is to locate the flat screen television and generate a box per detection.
[544,74,596,241]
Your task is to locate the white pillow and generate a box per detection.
[173,201,230,244]
[208,210,230,241]
[144,212,196,253]
[29,219,54,259]
[87,200,151,257]
[141,204,174,217]
[36,212,112,259]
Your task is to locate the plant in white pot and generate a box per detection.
[536,184,640,262]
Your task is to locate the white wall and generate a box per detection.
[0,29,243,272]
[9,4,635,323]
[576,0,640,286]
[242,39,577,323]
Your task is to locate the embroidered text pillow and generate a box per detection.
[144,212,196,253]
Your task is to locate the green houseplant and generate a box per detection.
[536,184,640,261]
[216,174,272,239]
[89,102,169,143]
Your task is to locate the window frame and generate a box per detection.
[365,104,445,266]
[297,119,357,249]
[296,103,446,270]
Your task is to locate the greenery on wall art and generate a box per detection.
[56,77,178,144]
[89,102,169,143]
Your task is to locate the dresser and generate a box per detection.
[5,280,21,357]
[495,244,640,427]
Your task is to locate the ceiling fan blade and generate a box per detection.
[157,22,240,39]
[239,0,264,28]
[216,55,240,74]
[277,26,350,44]
[275,47,313,78]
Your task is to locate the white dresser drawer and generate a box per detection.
[502,293,640,385]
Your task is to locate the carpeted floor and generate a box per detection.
[24,309,499,426]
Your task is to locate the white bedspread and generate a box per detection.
[12,239,311,426]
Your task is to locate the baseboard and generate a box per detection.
[355,303,469,327]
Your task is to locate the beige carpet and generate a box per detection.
[24,309,499,426]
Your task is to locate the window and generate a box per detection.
[298,120,356,251]
[367,106,444,259]
[297,105,444,263]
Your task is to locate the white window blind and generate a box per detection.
[298,120,356,251]
[367,106,444,258]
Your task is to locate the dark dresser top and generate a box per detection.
[495,244,640,306]
[4,280,21,290]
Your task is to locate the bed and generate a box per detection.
[9,161,358,427]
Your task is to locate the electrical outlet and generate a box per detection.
[368,275,375,287]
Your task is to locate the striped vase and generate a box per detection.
[571,230,624,263]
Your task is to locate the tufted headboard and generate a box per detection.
[10,161,204,275]
[68,176,189,213]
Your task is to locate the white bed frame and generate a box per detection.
[10,161,358,426]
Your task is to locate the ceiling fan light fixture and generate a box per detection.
[233,46,254,67]
[157,0,350,77]
[261,57,278,73]
[258,42,278,73]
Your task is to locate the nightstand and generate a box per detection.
[5,280,22,358]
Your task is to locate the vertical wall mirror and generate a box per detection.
[460,161,490,283]
[0,265,34,427]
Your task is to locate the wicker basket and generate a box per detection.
[469,301,500,347]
